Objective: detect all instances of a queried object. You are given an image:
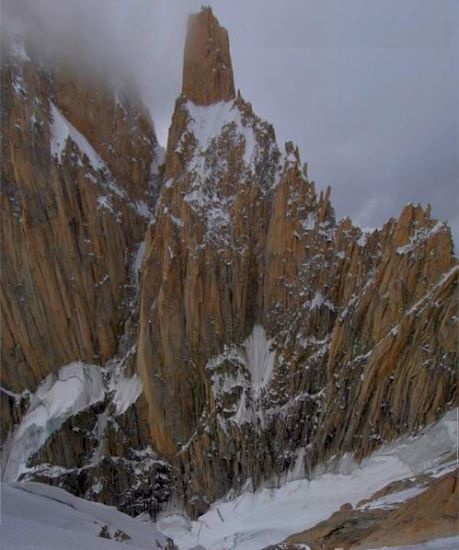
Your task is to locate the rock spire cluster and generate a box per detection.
[1,7,457,532]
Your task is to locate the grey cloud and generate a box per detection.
[2,0,457,244]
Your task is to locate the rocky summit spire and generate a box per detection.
[182,7,235,105]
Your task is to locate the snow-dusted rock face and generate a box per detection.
[1,45,161,392]
[137,87,283,461]
[136,7,458,516]
[3,362,105,481]
[1,43,169,516]
[1,6,457,530]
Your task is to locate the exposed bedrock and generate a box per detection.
[1,8,457,521]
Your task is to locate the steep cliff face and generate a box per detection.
[1,44,161,393]
[182,7,235,106]
[136,8,458,515]
[1,8,457,526]
[1,43,169,515]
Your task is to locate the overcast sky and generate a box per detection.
[3,0,458,242]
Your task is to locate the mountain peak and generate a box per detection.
[182,8,235,105]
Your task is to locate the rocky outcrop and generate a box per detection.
[355,470,458,548]
[278,468,458,549]
[1,44,161,392]
[137,90,281,462]
[182,6,235,106]
[1,7,457,529]
[0,387,31,442]
[23,392,174,518]
[0,42,169,513]
[136,7,458,516]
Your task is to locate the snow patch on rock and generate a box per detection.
[133,241,146,279]
[396,222,445,255]
[10,40,31,63]
[361,486,425,511]
[206,325,276,427]
[309,291,336,312]
[3,362,105,482]
[208,325,276,401]
[50,103,105,170]
[241,325,276,398]
[113,374,143,416]
[173,99,280,248]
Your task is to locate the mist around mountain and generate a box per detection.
[1,5,457,550]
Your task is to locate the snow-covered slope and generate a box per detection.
[0,481,174,550]
[155,409,457,550]
[2,7,457,538]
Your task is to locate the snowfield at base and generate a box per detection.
[156,409,457,550]
[0,481,172,550]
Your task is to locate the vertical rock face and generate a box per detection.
[138,93,280,457]
[1,43,171,516]
[1,45,161,392]
[1,7,457,523]
[182,7,235,105]
[136,7,458,516]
